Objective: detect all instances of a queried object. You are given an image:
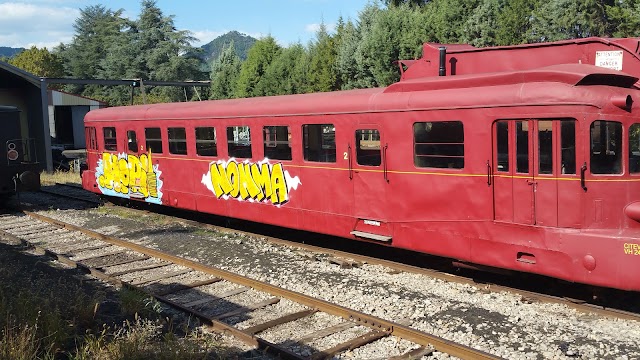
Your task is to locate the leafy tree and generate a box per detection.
[426,0,481,43]
[361,3,432,86]
[136,0,204,102]
[257,43,308,96]
[235,36,281,98]
[336,4,382,89]
[210,41,242,99]
[527,0,609,42]
[8,46,64,78]
[495,0,539,45]
[606,0,640,37]
[58,5,126,94]
[384,0,431,6]
[306,23,339,92]
[461,0,505,47]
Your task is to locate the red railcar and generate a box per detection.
[83,38,640,291]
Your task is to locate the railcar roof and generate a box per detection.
[85,64,639,122]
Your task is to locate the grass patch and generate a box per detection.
[0,241,234,359]
[40,170,82,186]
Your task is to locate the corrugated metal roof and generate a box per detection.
[48,90,106,106]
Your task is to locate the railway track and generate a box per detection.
[36,183,640,323]
[0,209,497,359]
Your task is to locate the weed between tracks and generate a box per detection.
[0,239,234,359]
[40,170,82,186]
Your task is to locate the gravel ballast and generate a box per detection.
[13,191,640,359]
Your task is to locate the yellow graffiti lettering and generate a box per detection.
[206,160,295,205]
[270,163,288,204]
[238,163,261,200]
[251,163,272,202]
[226,161,240,198]
[97,151,159,199]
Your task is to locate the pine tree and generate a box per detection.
[235,36,281,98]
[210,41,242,99]
[307,23,339,92]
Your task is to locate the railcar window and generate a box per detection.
[561,120,576,174]
[127,130,138,153]
[86,127,97,150]
[538,121,553,174]
[516,121,529,173]
[195,127,217,157]
[631,124,640,173]
[413,121,464,169]
[590,120,622,174]
[496,121,509,172]
[168,127,187,155]
[227,126,252,158]
[264,126,292,160]
[103,127,117,151]
[303,124,336,163]
[356,129,381,166]
[145,127,163,153]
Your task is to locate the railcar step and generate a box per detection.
[350,231,392,242]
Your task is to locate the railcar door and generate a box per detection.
[350,126,391,241]
[493,120,535,224]
[493,119,579,227]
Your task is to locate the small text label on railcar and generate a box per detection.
[623,243,640,255]
[95,151,163,204]
[596,51,623,71]
[202,158,301,206]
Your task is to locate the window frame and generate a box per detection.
[145,127,164,154]
[195,126,218,157]
[263,125,292,161]
[168,127,188,155]
[227,125,252,159]
[303,124,336,163]
[103,127,117,152]
[413,121,465,169]
[590,120,623,175]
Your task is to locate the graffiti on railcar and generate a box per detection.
[201,158,301,205]
[95,151,163,204]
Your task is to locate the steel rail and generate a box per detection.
[23,210,498,360]
[35,188,640,322]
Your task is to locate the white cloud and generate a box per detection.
[304,22,336,34]
[0,2,78,48]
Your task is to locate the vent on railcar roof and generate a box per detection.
[576,73,638,88]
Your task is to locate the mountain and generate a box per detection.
[0,47,24,59]
[200,31,257,63]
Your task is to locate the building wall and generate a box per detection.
[0,88,30,139]
[71,105,89,148]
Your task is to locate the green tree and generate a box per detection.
[135,0,204,102]
[336,4,382,89]
[58,5,126,94]
[235,36,281,98]
[425,0,480,43]
[307,23,339,92]
[495,0,539,45]
[8,46,64,78]
[361,3,432,86]
[527,0,609,42]
[461,0,504,47]
[385,0,431,6]
[258,43,308,96]
[210,41,242,99]
[606,0,640,37]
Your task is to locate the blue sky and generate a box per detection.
[0,0,376,49]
